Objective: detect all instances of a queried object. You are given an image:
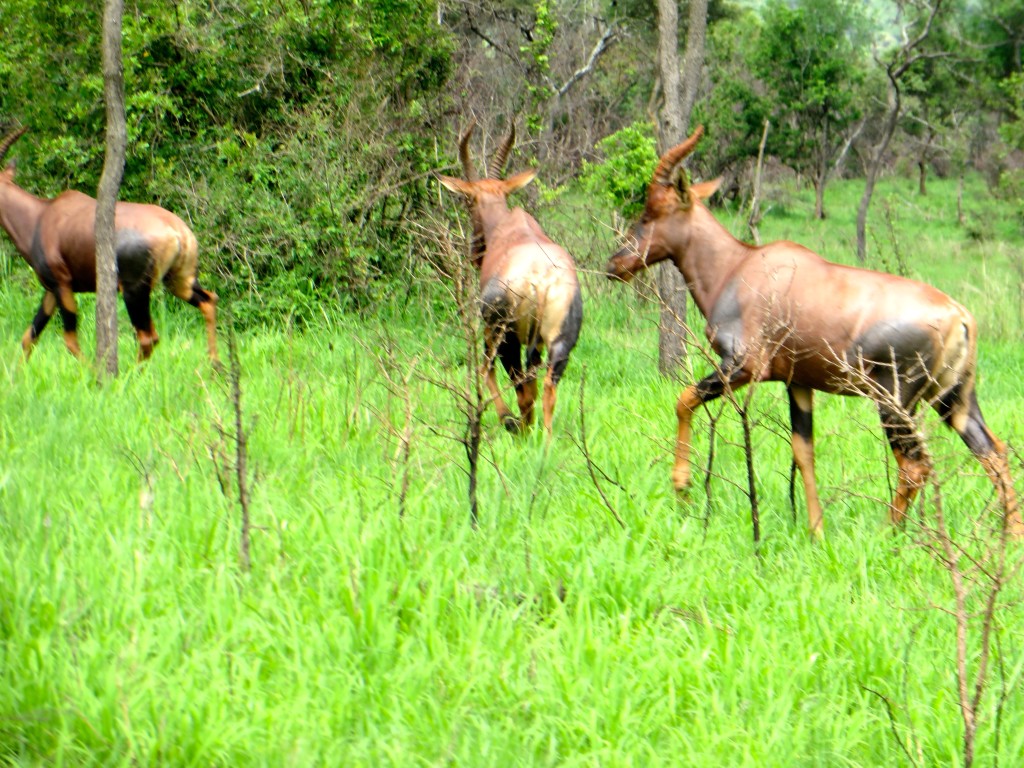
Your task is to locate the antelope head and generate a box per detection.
[437,120,536,264]
[606,125,721,281]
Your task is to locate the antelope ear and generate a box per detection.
[437,174,474,197]
[503,169,536,194]
[691,177,723,201]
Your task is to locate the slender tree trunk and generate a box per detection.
[655,0,707,379]
[918,127,935,195]
[957,167,965,226]
[813,125,829,220]
[747,119,770,244]
[679,0,708,136]
[814,176,826,220]
[655,0,685,378]
[856,0,944,262]
[857,71,902,262]
[656,0,682,147]
[95,0,126,378]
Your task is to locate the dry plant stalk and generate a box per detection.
[368,334,417,520]
[574,365,626,530]
[833,353,1022,768]
[227,328,253,572]
[626,269,772,541]
[414,214,493,528]
[198,321,255,572]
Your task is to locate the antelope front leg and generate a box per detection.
[56,285,82,358]
[21,291,57,358]
[490,331,525,433]
[889,448,930,526]
[673,366,747,493]
[673,385,704,491]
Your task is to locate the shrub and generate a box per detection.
[578,121,658,220]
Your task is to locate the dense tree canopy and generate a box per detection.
[0,0,1021,323]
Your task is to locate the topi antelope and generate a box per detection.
[0,126,219,364]
[607,125,1022,539]
[438,120,582,434]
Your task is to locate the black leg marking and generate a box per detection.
[30,299,54,340]
[544,290,583,387]
[497,333,524,385]
[123,286,153,333]
[186,280,214,307]
[547,339,572,387]
[479,281,512,330]
[788,388,813,442]
[879,404,924,460]
[59,305,77,333]
[936,387,999,457]
[693,364,741,405]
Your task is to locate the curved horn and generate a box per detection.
[0,126,28,166]
[488,122,516,179]
[652,125,704,188]
[458,120,478,182]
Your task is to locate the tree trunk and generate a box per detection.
[918,127,934,196]
[655,0,707,379]
[813,176,826,220]
[655,0,685,378]
[857,70,903,262]
[813,123,829,220]
[747,119,770,244]
[856,0,944,262]
[95,0,126,378]
[679,0,708,136]
[957,167,965,226]
[656,1,683,149]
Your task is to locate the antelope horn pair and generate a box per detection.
[653,124,704,192]
[0,126,28,166]
[457,119,516,181]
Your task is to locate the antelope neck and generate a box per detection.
[0,183,46,257]
[674,206,750,316]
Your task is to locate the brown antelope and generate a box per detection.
[438,121,582,434]
[607,125,1023,538]
[0,127,219,364]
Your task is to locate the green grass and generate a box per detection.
[1,175,1024,766]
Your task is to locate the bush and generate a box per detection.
[0,0,456,329]
[578,121,658,220]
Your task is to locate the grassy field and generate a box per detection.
[1,175,1023,765]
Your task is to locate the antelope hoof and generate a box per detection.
[1005,515,1024,540]
[672,466,692,494]
[502,415,525,434]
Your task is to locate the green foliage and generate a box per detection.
[520,0,559,133]
[0,0,1021,329]
[2,182,1024,762]
[999,74,1024,222]
[0,0,455,326]
[753,0,866,177]
[1001,73,1024,150]
[694,11,772,176]
[578,122,658,219]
